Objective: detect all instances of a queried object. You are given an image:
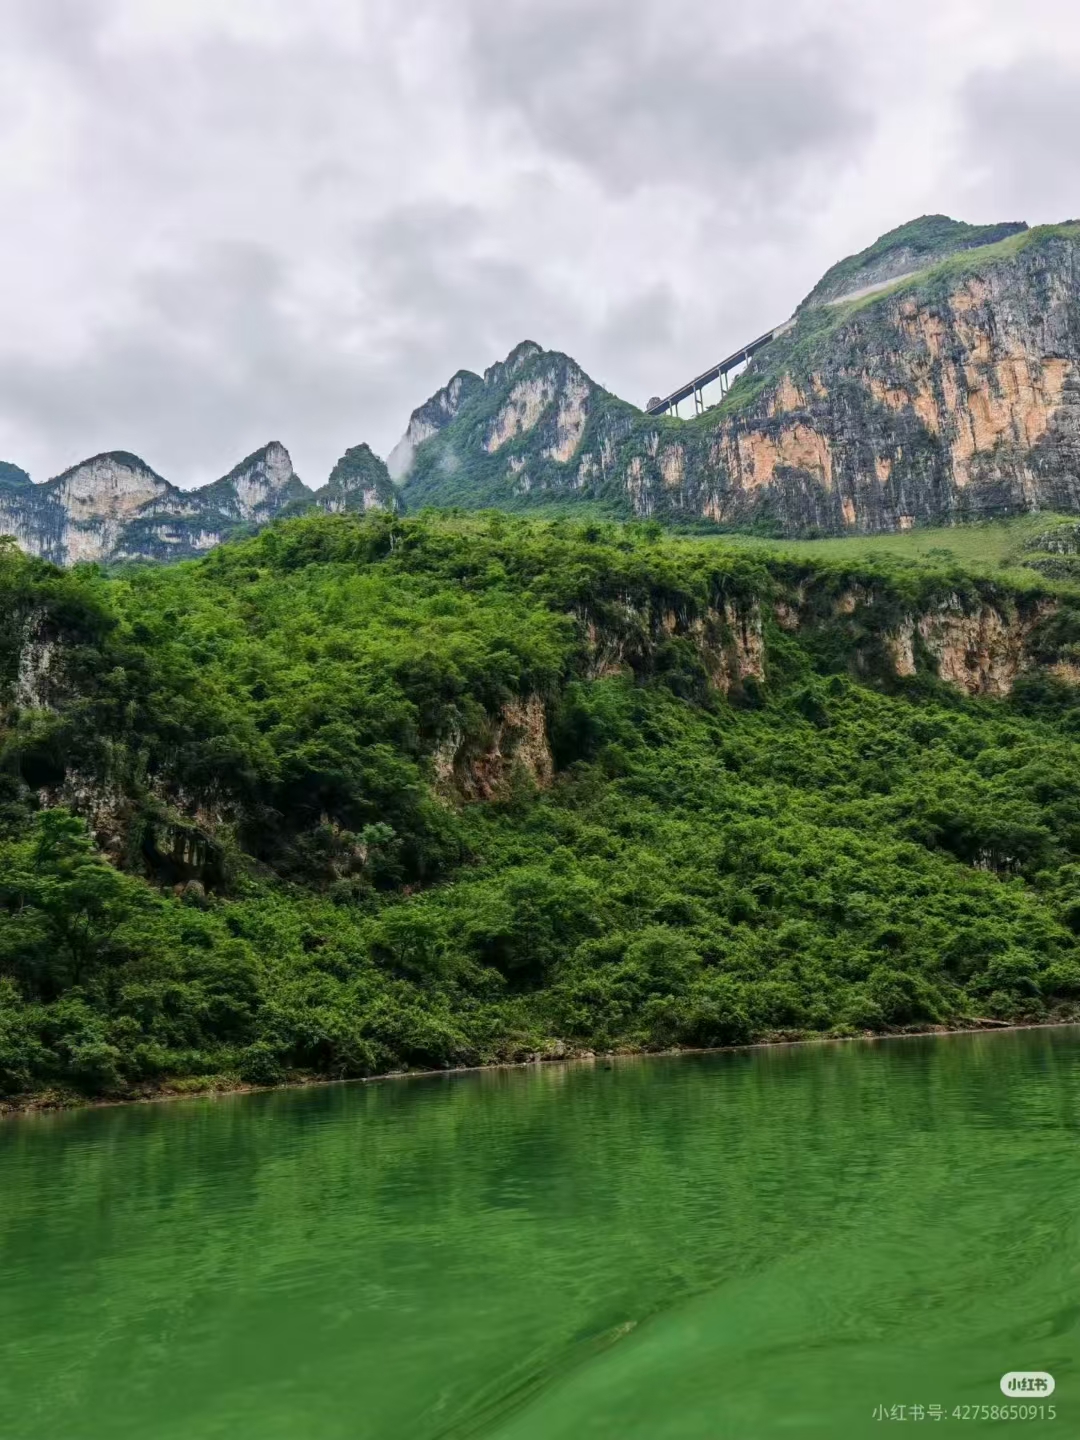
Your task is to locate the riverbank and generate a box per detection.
[5,1014,1078,1119]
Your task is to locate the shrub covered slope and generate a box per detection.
[3,512,1080,1105]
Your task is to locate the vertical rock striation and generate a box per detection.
[0,440,399,565]
[396,218,1080,536]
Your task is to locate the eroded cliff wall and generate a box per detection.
[397,222,1080,536]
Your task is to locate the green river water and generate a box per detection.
[1,1028,1078,1439]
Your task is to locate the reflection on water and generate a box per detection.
[1,1029,1078,1439]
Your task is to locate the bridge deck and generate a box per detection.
[645,324,789,417]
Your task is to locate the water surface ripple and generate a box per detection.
[1,1029,1078,1438]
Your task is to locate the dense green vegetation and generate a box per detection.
[801,214,1029,307]
[0,461,31,492]
[401,346,639,513]
[3,512,1080,1106]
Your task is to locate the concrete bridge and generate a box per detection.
[645,319,793,418]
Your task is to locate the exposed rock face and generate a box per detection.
[398,219,1080,536]
[484,373,558,453]
[386,370,485,480]
[399,343,637,508]
[0,453,175,564]
[695,228,1080,534]
[887,598,1055,697]
[194,442,309,525]
[1,433,408,566]
[14,610,61,710]
[0,442,319,565]
[716,226,1080,534]
[314,444,398,515]
[717,601,766,690]
[434,693,554,800]
[578,594,766,695]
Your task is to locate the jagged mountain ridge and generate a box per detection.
[397,340,639,510]
[386,370,484,480]
[0,441,397,565]
[7,213,1080,559]
[396,216,1080,534]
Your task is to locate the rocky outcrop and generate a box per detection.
[386,370,485,480]
[0,453,172,564]
[192,442,308,526]
[398,343,637,509]
[434,694,554,801]
[665,224,1080,533]
[14,610,62,710]
[886,598,1055,697]
[314,444,398,515]
[0,440,392,565]
[398,218,1080,536]
[0,448,294,565]
[578,595,766,695]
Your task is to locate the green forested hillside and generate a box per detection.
[3,513,1080,1106]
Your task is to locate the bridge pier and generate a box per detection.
[645,324,785,418]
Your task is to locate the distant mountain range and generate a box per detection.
[5,213,1080,562]
[0,441,398,565]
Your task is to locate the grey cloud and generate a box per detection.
[0,207,579,487]
[461,0,870,197]
[6,0,111,57]
[959,58,1080,217]
[355,203,578,358]
[1,0,1077,496]
[0,244,363,484]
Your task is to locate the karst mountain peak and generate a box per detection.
[6,213,1080,564]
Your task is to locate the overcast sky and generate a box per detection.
[1,0,1078,487]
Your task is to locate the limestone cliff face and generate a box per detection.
[398,342,637,509]
[643,225,1080,534]
[192,442,309,526]
[14,608,63,711]
[0,435,415,565]
[314,444,398,515]
[569,568,1075,705]
[886,599,1055,697]
[576,590,766,697]
[774,579,1064,698]
[397,219,1080,536]
[434,693,554,801]
[678,226,1080,534]
[0,453,184,564]
[386,369,485,481]
[0,443,317,565]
